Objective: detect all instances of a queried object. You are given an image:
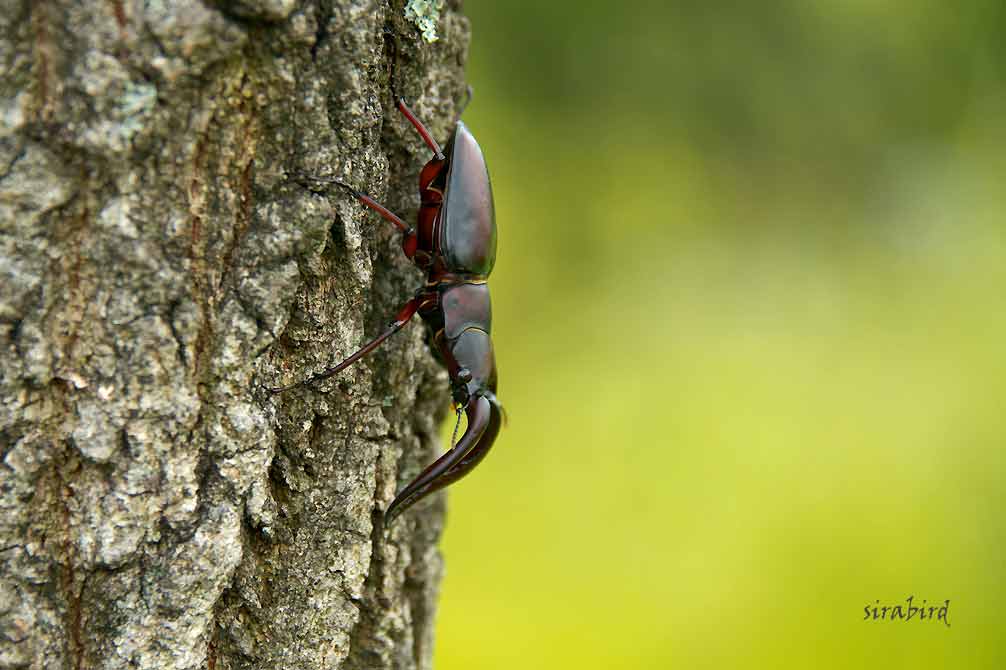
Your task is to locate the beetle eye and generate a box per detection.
[457,368,472,383]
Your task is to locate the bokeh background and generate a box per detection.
[434,2,1005,668]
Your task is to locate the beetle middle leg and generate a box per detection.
[329,181,410,232]
[270,296,426,393]
[293,176,421,257]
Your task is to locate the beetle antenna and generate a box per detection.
[449,404,463,448]
[456,85,473,120]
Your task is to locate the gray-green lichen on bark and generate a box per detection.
[0,1,471,668]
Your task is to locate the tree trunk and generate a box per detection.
[0,1,469,668]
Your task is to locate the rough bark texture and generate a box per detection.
[0,1,470,668]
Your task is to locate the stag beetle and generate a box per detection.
[273,97,503,526]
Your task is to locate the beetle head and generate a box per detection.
[448,327,497,406]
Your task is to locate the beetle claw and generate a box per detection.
[383,395,493,526]
[484,391,507,427]
[434,394,504,492]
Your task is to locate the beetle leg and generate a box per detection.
[270,297,423,393]
[330,181,420,258]
[455,85,473,121]
[293,176,412,236]
[396,98,445,161]
[383,394,492,525]
[331,181,409,232]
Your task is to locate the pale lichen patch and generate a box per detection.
[404,0,445,43]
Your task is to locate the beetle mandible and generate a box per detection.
[273,96,503,526]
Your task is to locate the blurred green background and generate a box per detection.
[434,2,1005,668]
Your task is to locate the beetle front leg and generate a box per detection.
[270,296,424,393]
[396,98,445,161]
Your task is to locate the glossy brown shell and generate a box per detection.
[439,122,496,277]
[441,282,491,339]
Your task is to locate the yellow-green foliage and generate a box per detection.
[436,2,1006,668]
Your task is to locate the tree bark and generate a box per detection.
[0,1,469,668]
